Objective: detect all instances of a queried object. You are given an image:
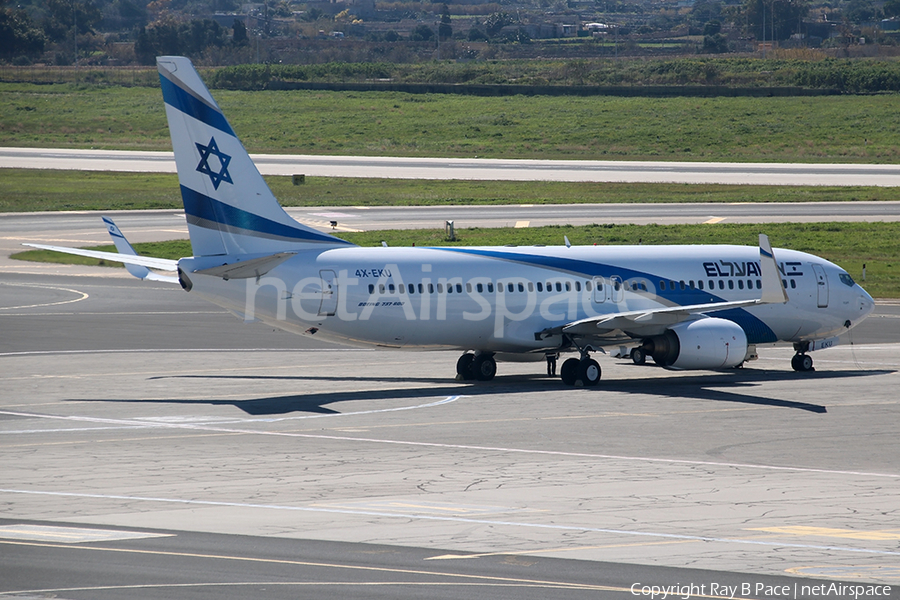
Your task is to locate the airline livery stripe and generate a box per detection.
[180,186,353,245]
[437,247,779,344]
[159,74,235,137]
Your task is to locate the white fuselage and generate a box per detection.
[178,243,874,355]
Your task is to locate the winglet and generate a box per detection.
[103,216,179,283]
[759,234,789,304]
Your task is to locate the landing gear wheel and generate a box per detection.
[456,353,475,380]
[630,347,646,365]
[578,358,601,387]
[472,354,497,381]
[560,358,580,386]
[791,353,814,372]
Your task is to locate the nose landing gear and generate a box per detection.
[791,353,814,372]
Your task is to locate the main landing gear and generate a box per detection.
[456,352,497,381]
[560,353,601,387]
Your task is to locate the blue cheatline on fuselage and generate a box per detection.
[438,246,778,344]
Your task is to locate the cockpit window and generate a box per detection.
[839,272,855,287]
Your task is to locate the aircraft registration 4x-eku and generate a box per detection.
[28,56,875,386]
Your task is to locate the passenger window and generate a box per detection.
[782,279,787,288]
[698,280,704,290]
[680,281,686,290]
[428,283,434,294]
[660,281,666,290]
[790,280,797,289]
[518,283,524,292]
[408,283,415,294]
[379,284,385,294]
[466,283,472,293]
[477,283,483,293]
[456,284,462,294]
[556,282,562,292]
[747,279,753,290]
[586,281,592,292]
[488,283,494,293]
[718,280,724,290]
[537,282,543,292]
[437,283,444,293]
[528,282,534,292]
[575,281,581,292]
[709,280,714,289]
[728,280,734,290]
[368,284,374,294]
[738,280,744,290]
[418,283,424,294]
[389,284,395,293]
[689,280,695,289]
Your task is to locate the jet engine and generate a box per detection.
[640,318,748,370]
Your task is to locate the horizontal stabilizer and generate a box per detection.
[192,252,297,280]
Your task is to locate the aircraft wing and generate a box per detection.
[539,234,789,341]
[24,216,179,283]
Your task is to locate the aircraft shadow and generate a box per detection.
[76,367,893,416]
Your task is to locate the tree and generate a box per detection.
[134,18,227,64]
[232,18,248,46]
[886,0,900,18]
[409,24,434,41]
[743,0,808,41]
[43,0,102,42]
[439,3,452,41]
[0,5,46,60]
[484,11,513,37]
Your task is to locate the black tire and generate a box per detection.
[579,358,601,387]
[630,347,646,365]
[472,355,497,381]
[560,358,580,386]
[456,353,475,380]
[791,354,814,372]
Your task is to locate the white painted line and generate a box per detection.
[0,404,897,479]
[1,488,898,558]
[0,524,172,543]
[0,283,89,311]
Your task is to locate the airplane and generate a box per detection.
[26,55,876,386]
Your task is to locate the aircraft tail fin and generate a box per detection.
[156,56,352,257]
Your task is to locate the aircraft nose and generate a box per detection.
[857,286,875,320]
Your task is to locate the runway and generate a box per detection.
[5,146,900,185]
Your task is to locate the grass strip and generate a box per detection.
[3,83,900,163]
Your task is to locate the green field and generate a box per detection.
[3,168,900,213]
[3,82,900,162]
[13,222,899,298]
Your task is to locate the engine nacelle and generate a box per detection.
[641,318,748,370]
